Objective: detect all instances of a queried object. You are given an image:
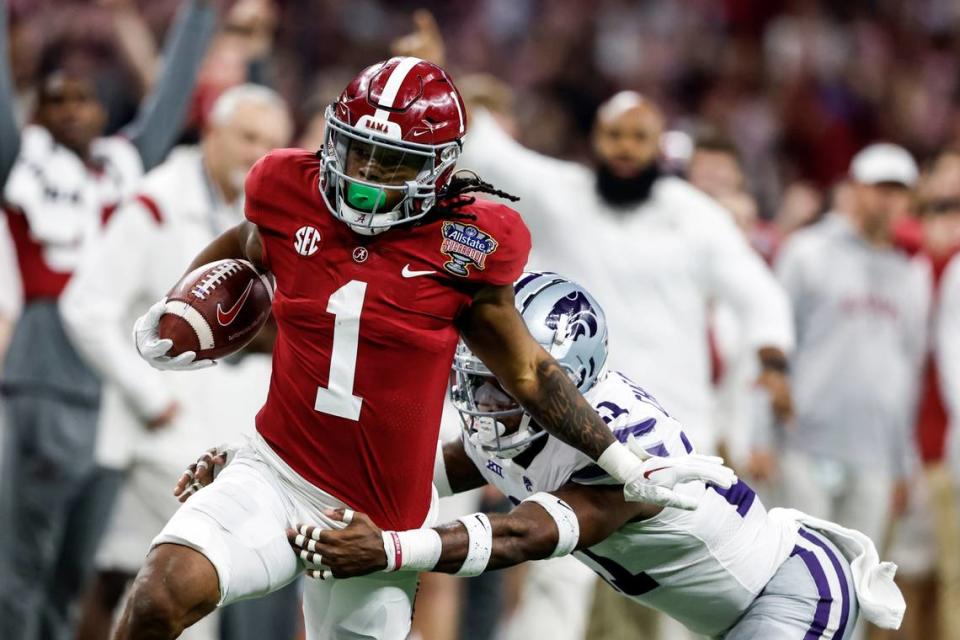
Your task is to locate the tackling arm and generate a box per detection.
[293,482,654,579]
[430,483,655,573]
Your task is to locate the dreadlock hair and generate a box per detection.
[423,170,520,223]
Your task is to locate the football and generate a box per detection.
[158,259,273,360]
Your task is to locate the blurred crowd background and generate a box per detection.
[11,0,960,208]
[3,0,960,639]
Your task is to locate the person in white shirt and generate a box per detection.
[464,90,795,458]
[775,144,929,640]
[60,84,294,640]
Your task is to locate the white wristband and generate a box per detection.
[381,529,443,572]
[382,530,399,572]
[522,492,580,558]
[597,441,641,485]
[398,529,443,571]
[455,513,493,577]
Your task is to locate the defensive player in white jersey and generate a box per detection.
[251,272,902,640]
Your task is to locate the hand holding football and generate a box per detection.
[157,259,273,360]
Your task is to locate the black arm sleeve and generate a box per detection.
[0,4,22,191]
[122,0,216,172]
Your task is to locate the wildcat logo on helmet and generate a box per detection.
[547,291,602,340]
[440,222,498,276]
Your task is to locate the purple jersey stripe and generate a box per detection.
[613,418,657,442]
[712,479,757,517]
[791,544,833,640]
[679,432,693,453]
[799,529,851,640]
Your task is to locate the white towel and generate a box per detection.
[768,507,905,629]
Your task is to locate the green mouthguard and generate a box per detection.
[346,182,388,212]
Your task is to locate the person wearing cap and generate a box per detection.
[774,144,930,621]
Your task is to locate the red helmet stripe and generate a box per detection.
[373,56,425,121]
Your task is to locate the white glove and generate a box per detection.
[133,298,216,371]
[597,437,737,510]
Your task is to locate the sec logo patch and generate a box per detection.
[293,226,321,257]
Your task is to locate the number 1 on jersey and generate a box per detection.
[314,280,366,421]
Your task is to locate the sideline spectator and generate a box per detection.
[0,2,215,637]
[915,150,960,640]
[61,85,296,640]
[775,143,929,638]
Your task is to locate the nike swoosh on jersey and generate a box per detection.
[401,264,437,278]
[216,280,254,326]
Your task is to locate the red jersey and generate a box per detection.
[245,149,531,530]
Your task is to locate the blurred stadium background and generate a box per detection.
[2,1,960,639]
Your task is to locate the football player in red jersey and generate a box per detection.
[114,58,732,640]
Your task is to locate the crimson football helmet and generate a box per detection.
[320,56,467,235]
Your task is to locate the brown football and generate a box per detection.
[158,259,273,360]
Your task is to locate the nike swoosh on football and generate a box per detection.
[401,264,437,278]
[216,280,254,326]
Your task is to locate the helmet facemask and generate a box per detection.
[450,342,546,460]
[320,106,460,236]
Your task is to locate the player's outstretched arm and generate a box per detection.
[290,482,655,580]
